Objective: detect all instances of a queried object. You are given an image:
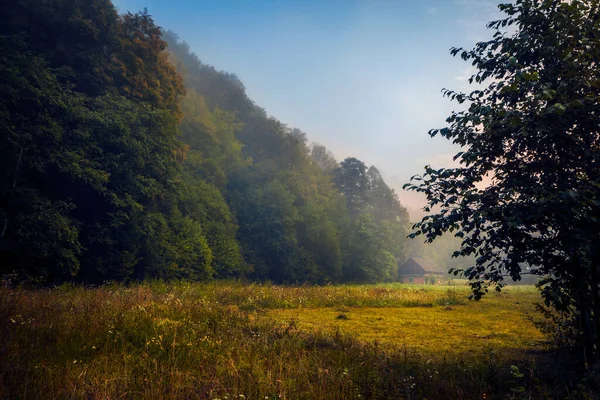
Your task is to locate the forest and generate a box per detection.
[0,0,419,286]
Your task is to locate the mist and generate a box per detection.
[112,0,502,218]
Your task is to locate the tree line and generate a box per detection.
[0,0,410,285]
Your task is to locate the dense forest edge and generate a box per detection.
[0,0,432,286]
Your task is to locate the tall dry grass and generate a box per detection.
[0,282,593,399]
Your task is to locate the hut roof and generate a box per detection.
[398,257,447,276]
[411,257,446,274]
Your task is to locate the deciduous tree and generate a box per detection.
[405,0,600,362]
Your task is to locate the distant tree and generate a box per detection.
[310,144,338,175]
[366,166,406,223]
[333,157,410,282]
[342,214,399,282]
[287,127,308,143]
[334,158,370,218]
[405,0,600,362]
[227,167,305,282]
[163,31,255,115]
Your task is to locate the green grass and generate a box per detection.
[0,282,595,399]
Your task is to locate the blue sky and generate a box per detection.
[113,0,502,216]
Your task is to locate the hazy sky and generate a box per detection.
[112,0,502,217]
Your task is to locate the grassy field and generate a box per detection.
[0,282,595,399]
[268,287,543,357]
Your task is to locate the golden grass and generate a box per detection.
[269,287,544,358]
[0,282,592,399]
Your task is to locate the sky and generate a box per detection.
[112,0,503,218]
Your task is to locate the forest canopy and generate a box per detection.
[0,0,413,285]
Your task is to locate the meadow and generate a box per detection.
[0,282,594,399]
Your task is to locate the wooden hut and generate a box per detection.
[397,257,446,284]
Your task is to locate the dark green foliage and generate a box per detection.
[176,89,248,278]
[178,175,244,278]
[0,35,84,282]
[0,0,120,96]
[227,168,305,281]
[335,159,410,282]
[334,158,370,218]
[527,303,580,349]
[405,0,600,361]
[1,0,410,285]
[0,0,189,282]
[71,94,186,281]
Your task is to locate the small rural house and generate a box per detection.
[397,257,447,284]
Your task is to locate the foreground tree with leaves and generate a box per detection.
[405,0,600,363]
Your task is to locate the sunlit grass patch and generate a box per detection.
[268,288,545,358]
